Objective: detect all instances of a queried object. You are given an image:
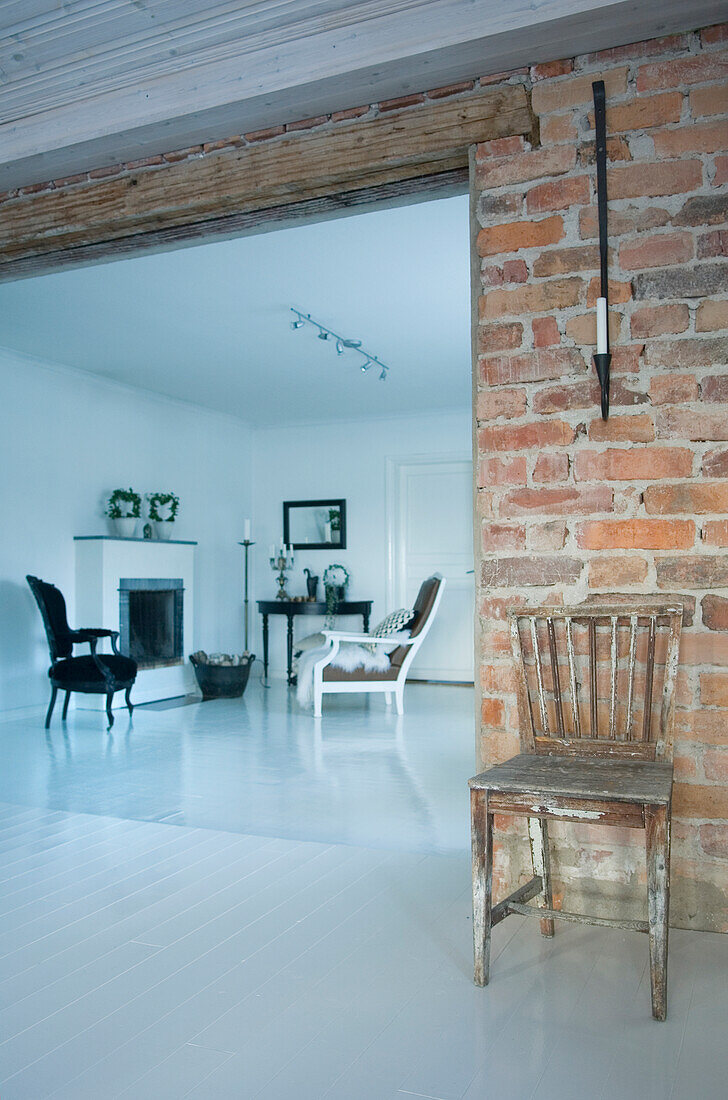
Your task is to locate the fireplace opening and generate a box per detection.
[119,579,183,669]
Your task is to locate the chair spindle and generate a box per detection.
[565,616,581,738]
[547,617,565,735]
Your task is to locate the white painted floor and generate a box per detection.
[0,681,726,1098]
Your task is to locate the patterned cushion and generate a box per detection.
[365,608,415,653]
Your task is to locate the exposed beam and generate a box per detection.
[0,86,533,279]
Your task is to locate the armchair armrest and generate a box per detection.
[71,628,120,655]
[321,631,413,646]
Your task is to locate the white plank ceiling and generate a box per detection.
[0,0,723,190]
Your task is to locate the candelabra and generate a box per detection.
[270,546,295,600]
[238,538,255,651]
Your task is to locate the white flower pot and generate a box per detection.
[113,517,137,538]
[156,522,173,540]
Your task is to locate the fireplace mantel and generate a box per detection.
[74,536,197,707]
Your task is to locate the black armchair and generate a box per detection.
[27,575,137,729]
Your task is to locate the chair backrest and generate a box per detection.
[26,575,74,661]
[390,574,445,671]
[509,603,683,762]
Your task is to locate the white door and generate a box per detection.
[388,456,474,682]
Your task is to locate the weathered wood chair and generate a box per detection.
[469,603,682,1020]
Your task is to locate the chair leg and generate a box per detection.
[471,788,493,986]
[528,817,555,937]
[62,691,71,721]
[313,683,322,719]
[394,684,404,715]
[125,687,133,716]
[105,692,115,729]
[45,686,58,729]
[384,692,392,706]
[646,803,670,1021]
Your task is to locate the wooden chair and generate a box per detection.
[27,575,137,729]
[469,603,682,1020]
[311,575,445,718]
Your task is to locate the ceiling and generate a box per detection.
[0,192,471,426]
[1,0,722,189]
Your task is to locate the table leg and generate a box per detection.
[262,615,269,680]
[363,610,370,633]
[287,614,294,685]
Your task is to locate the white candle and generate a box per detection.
[269,544,275,557]
[244,518,251,541]
[596,297,608,355]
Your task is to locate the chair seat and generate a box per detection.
[469,753,674,805]
[51,655,137,686]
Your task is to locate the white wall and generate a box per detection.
[250,410,471,673]
[0,347,253,712]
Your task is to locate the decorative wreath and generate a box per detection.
[147,491,180,522]
[106,487,142,519]
[323,564,350,589]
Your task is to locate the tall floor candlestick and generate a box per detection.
[238,539,255,651]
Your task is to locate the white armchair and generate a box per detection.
[311,575,445,717]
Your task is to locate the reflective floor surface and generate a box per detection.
[0,680,475,853]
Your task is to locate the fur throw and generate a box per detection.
[296,631,411,706]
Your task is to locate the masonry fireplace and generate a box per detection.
[119,578,184,669]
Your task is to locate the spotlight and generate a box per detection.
[335,339,344,355]
[290,319,304,329]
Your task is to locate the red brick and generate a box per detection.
[480,278,584,319]
[586,35,689,65]
[703,449,728,477]
[163,144,203,161]
[574,447,693,482]
[697,299,728,333]
[477,490,495,519]
[701,673,728,707]
[607,160,703,200]
[52,172,88,187]
[647,337,728,370]
[478,67,529,85]
[577,136,632,167]
[531,59,573,81]
[88,163,124,179]
[502,259,529,283]
[532,377,647,415]
[703,594,728,629]
[476,388,527,420]
[378,94,425,111]
[426,80,475,99]
[531,68,628,114]
[481,697,506,728]
[533,244,599,277]
[703,521,728,546]
[715,156,728,187]
[244,126,285,142]
[527,521,567,551]
[477,215,564,257]
[482,523,526,551]
[479,456,527,487]
[331,106,370,122]
[637,54,728,92]
[579,205,671,240]
[675,783,728,820]
[698,230,728,259]
[478,321,523,352]
[657,408,728,441]
[613,345,647,374]
[481,556,583,587]
[702,374,728,402]
[679,632,728,667]
[577,519,695,551]
[475,146,576,189]
[481,663,518,693]
[589,413,655,443]
[480,348,584,387]
[586,276,632,306]
[644,483,728,515]
[601,92,684,133]
[481,264,505,288]
[675,708,728,744]
[500,486,613,517]
[700,825,728,860]
[533,453,569,483]
[649,374,699,405]
[125,153,165,169]
[526,176,590,213]
[654,121,728,157]
[479,420,575,454]
[701,23,728,45]
[656,555,728,589]
[286,115,328,131]
[631,304,690,339]
[476,136,527,159]
[588,556,649,587]
[539,113,578,145]
[532,317,560,348]
[690,83,728,117]
[619,232,694,271]
[19,181,54,195]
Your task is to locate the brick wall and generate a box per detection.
[474,25,728,930]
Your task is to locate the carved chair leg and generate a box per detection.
[471,788,493,986]
[62,691,71,721]
[125,687,133,715]
[646,803,670,1021]
[106,692,115,729]
[528,817,555,937]
[45,686,58,729]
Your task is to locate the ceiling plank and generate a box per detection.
[0,85,533,277]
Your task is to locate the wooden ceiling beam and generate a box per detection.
[0,85,534,279]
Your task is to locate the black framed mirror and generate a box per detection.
[283,499,347,550]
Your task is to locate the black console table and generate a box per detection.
[257,600,373,685]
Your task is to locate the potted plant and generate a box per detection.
[328,507,341,544]
[147,491,180,539]
[105,488,141,538]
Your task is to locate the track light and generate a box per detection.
[289,308,390,381]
